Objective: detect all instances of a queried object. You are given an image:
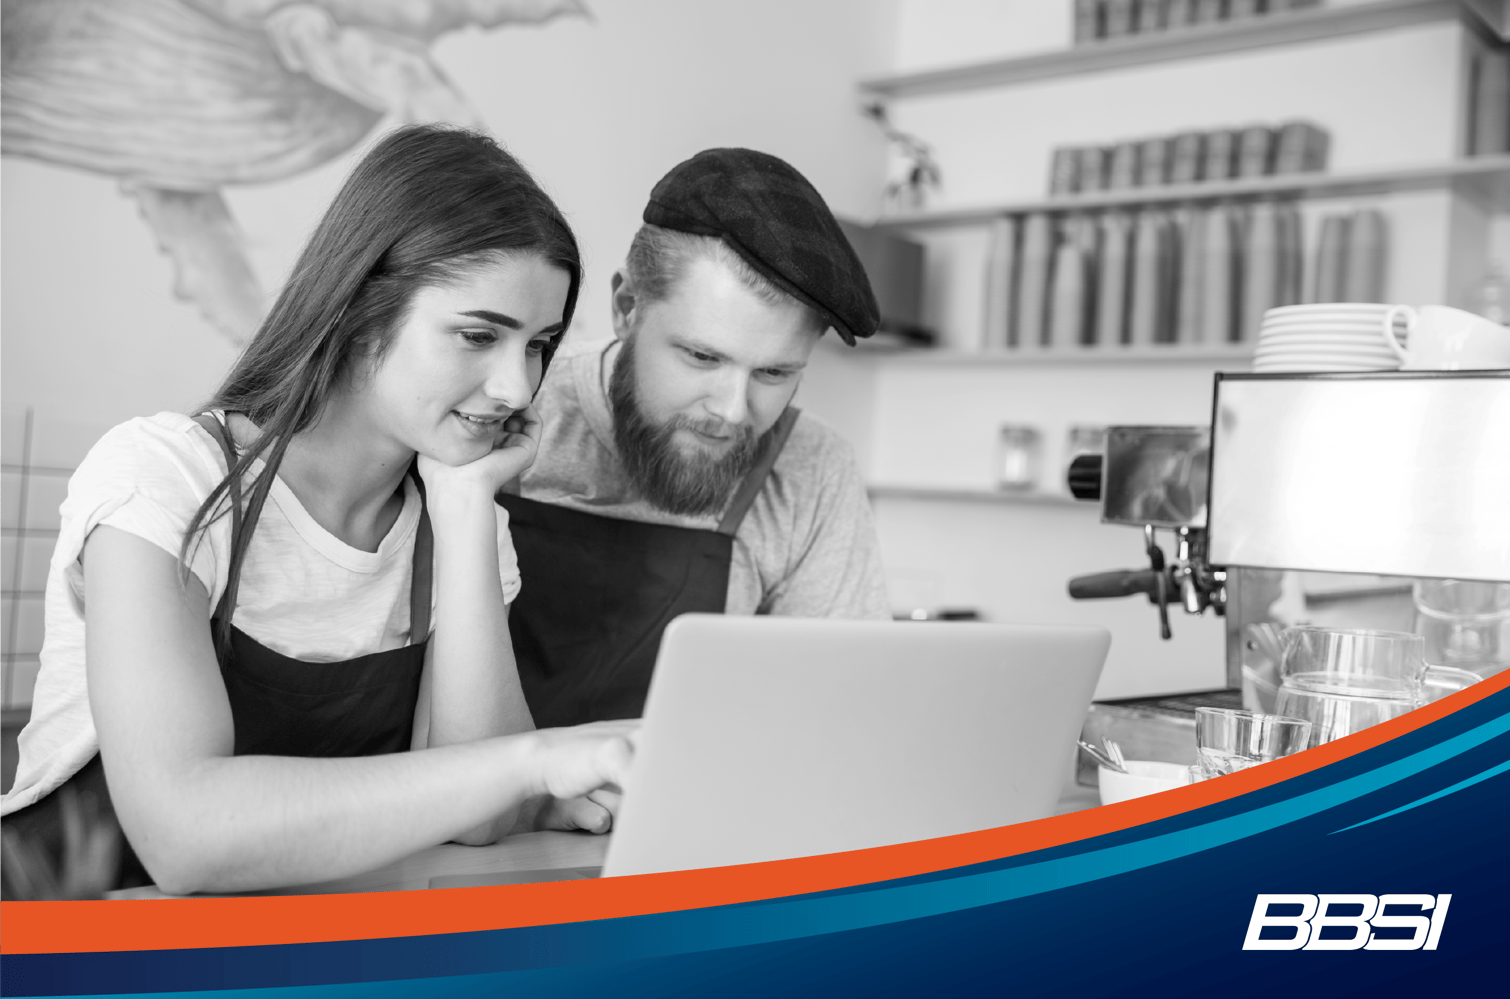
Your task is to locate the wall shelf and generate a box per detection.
[859,0,1506,99]
[866,155,1510,232]
[867,484,1090,508]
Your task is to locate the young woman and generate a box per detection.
[0,124,633,896]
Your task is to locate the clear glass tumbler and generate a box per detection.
[1194,706,1312,776]
[1274,626,1479,748]
[1413,579,1510,680]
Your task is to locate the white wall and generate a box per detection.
[0,0,898,450]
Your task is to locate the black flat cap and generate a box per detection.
[643,148,879,345]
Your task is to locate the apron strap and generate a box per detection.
[408,467,433,642]
[192,413,241,624]
[716,406,801,538]
[191,413,433,645]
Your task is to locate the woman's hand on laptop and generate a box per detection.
[526,720,638,827]
[530,792,615,834]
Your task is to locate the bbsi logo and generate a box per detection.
[1243,894,1451,951]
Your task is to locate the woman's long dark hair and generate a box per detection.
[181,124,581,657]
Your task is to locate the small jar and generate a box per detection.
[996,425,1042,491]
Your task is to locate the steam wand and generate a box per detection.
[1067,525,1175,638]
[1063,450,1227,640]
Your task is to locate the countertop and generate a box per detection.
[109,777,1104,900]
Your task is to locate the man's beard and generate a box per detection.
[608,337,778,517]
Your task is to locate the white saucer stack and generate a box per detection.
[1252,303,1404,373]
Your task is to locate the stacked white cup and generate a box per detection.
[1251,303,1403,373]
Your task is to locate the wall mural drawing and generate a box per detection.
[1,0,589,343]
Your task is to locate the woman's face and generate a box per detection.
[363,253,570,466]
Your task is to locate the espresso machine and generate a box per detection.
[1066,371,1510,782]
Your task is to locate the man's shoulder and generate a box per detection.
[534,337,608,421]
[782,409,860,462]
[551,333,613,368]
[775,410,864,487]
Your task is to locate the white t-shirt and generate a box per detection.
[2,412,521,814]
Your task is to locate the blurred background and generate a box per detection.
[5,0,1509,781]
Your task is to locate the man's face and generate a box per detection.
[609,255,822,515]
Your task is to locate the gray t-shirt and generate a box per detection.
[519,338,891,619]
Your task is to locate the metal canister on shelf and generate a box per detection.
[1127,210,1172,346]
[1135,0,1172,32]
[1167,0,1202,26]
[1194,0,1229,22]
[1274,120,1331,174]
[1078,146,1110,192]
[1107,140,1141,188]
[1237,124,1275,177]
[1228,0,1263,17]
[1239,201,1280,343]
[1049,216,1093,349]
[1096,211,1134,348]
[1104,0,1136,36]
[1203,128,1239,182]
[1176,206,1207,343]
[1137,136,1172,186]
[1168,131,1206,185]
[1074,0,1104,42]
[982,216,1019,349]
[1198,203,1240,342]
[1343,208,1388,303]
[1157,207,1182,342]
[1049,146,1082,194]
[1015,213,1055,349]
[1275,201,1304,306]
[1312,213,1351,303]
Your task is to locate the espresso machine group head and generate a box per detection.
[1067,426,1226,639]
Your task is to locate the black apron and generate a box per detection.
[499,407,800,728]
[1,414,432,896]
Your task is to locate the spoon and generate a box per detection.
[1104,737,1128,772]
[1078,739,1128,774]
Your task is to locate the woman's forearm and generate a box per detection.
[112,735,542,894]
[425,491,534,746]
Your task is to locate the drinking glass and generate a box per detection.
[1274,626,1479,748]
[1194,707,1312,776]
[1276,627,1422,748]
[1413,579,1510,679]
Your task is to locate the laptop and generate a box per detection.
[429,614,1110,887]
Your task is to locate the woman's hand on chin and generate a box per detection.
[418,404,543,505]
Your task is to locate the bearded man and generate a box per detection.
[499,147,891,727]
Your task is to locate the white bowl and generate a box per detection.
[1098,761,1192,805]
